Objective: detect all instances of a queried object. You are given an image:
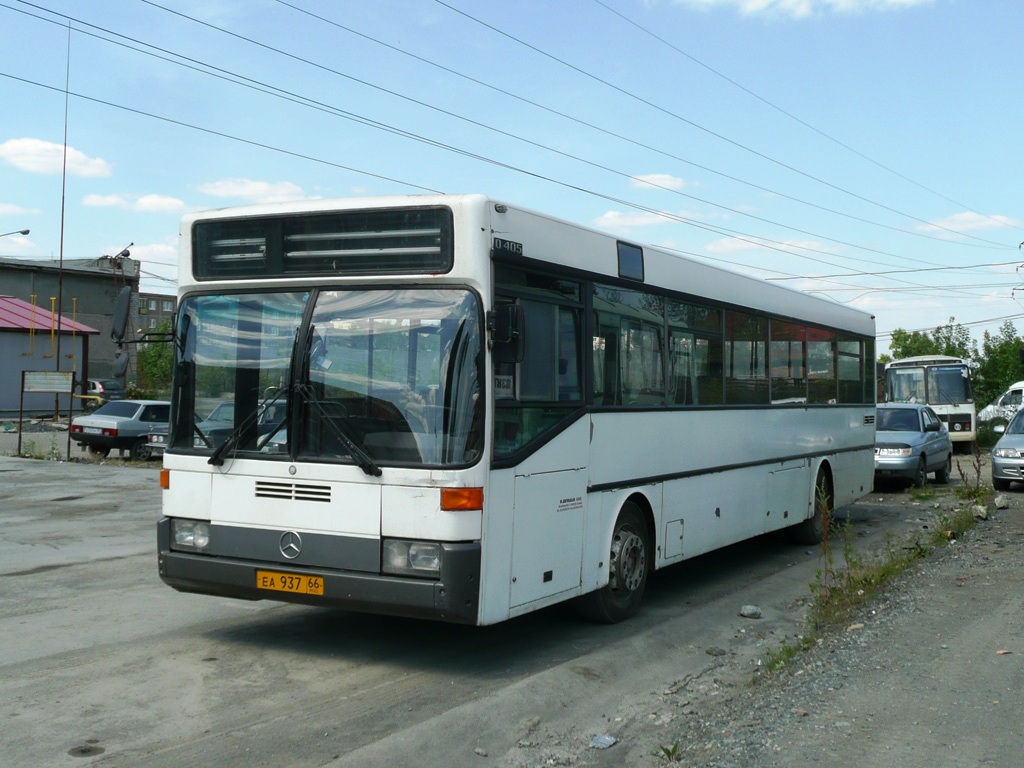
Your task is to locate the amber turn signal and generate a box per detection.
[440,487,483,511]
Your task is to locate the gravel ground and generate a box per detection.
[609,488,1024,768]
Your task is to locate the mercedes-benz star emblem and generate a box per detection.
[279,530,302,559]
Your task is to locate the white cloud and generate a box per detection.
[630,174,688,191]
[0,202,38,216]
[671,0,933,18]
[918,211,1021,237]
[134,194,187,213]
[82,193,185,213]
[0,231,33,255]
[0,138,111,177]
[197,179,306,204]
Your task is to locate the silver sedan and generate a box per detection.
[874,403,953,487]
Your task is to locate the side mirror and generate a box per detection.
[111,286,132,342]
[489,304,524,364]
[995,424,1006,435]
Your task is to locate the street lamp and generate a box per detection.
[0,229,30,237]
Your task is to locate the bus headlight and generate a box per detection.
[383,539,442,578]
[172,519,211,551]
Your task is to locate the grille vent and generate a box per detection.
[255,481,331,503]
[864,414,876,425]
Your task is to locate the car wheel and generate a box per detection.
[576,501,650,623]
[912,457,927,488]
[994,477,1012,492]
[130,438,152,462]
[87,445,110,458]
[935,454,951,484]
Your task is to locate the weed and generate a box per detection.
[759,638,812,676]
[953,443,990,505]
[758,481,979,679]
[655,740,683,764]
[908,485,936,502]
[932,507,976,544]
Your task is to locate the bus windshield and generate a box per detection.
[886,364,972,405]
[172,288,482,468]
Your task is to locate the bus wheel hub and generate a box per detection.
[611,530,646,593]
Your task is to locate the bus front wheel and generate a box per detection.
[791,469,831,545]
[577,502,650,623]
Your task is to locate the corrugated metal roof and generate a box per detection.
[0,296,99,333]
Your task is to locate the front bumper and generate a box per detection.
[874,455,919,480]
[991,456,1024,483]
[157,517,482,624]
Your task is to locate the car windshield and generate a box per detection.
[877,408,920,432]
[93,401,140,418]
[201,403,235,423]
[170,287,483,468]
[1005,411,1024,435]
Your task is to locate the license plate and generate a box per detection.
[84,427,102,435]
[256,570,324,596]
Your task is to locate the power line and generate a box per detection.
[591,0,1024,238]
[270,0,1007,254]
[431,0,1012,248]
[7,0,972,286]
[5,2,1019,315]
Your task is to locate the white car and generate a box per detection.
[70,400,170,460]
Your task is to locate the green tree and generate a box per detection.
[974,320,1024,407]
[887,317,976,362]
[931,317,977,360]
[135,320,173,397]
[888,328,939,359]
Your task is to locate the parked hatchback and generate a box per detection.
[86,378,125,404]
[70,399,170,461]
[874,403,953,487]
[991,409,1024,490]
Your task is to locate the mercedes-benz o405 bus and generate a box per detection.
[156,194,876,625]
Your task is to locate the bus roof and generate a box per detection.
[885,355,969,369]
[180,193,875,336]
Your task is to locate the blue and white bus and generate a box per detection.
[156,194,876,625]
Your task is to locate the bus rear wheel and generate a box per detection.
[577,502,650,623]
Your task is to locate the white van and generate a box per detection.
[978,381,1024,422]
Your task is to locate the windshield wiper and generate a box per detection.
[208,386,290,466]
[297,385,382,477]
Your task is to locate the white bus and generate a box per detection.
[884,355,976,450]
[155,194,876,625]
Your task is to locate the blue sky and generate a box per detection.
[2,0,1022,355]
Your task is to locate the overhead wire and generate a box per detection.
[4,1,1019,318]
[591,0,1024,238]
[270,0,1007,254]
[431,0,1013,248]
[7,0,981,293]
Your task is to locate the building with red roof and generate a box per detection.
[0,295,99,415]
